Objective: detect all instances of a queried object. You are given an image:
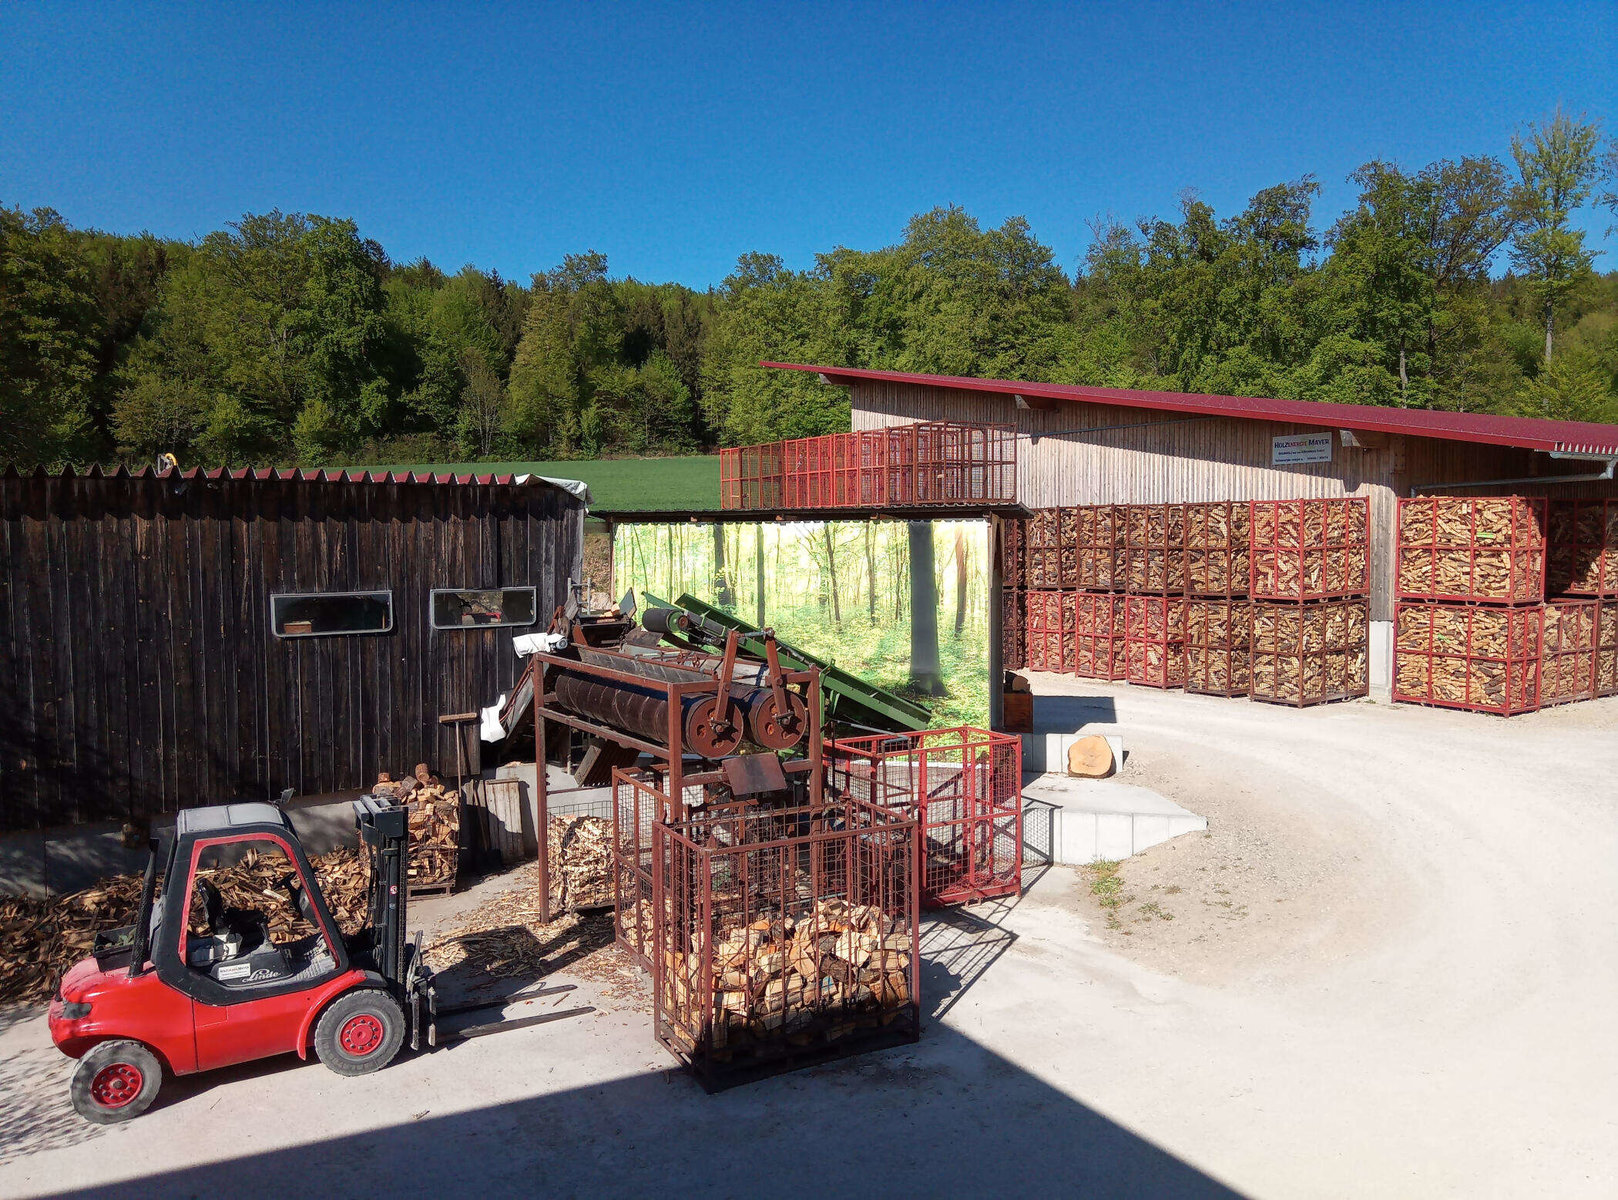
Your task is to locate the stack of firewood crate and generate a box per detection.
[1000,495,1372,708]
[1394,496,1616,715]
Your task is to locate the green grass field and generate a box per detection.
[364,455,721,512]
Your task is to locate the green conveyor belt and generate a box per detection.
[641,592,931,733]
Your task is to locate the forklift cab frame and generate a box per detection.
[140,802,353,1007]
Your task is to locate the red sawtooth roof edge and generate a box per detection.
[2,464,562,487]
[762,362,1618,457]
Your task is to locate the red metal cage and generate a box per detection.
[1392,602,1543,716]
[1120,503,1188,594]
[830,727,1023,908]
[1025,590,1076,673]
[1250,598,1370,707]
[1597,601,1618,698]
[1396,496,1546,605]
[1123,595,1186,688]
[1185,598,1253,697]
[651,792,920,1089]
[1540,598,1598,706]
[1185,501,1252,597]
[1250,498,1370,601]
[1074,592,1125,681]
[1075,504,1123,592]
[1547,499,1617,598]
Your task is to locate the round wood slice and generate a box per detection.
[1066,735,1114,778]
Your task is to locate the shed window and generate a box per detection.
[430,587,537,630]
[270,591,393,638]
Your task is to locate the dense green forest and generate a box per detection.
[4,111,1617,470]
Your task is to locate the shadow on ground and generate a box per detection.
[30,1016,1245,1200]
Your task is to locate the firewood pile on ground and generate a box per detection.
[0,848,369,1006]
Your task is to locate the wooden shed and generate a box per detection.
[0,466,585,833]
[765,362,1618,695]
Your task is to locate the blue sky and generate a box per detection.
[2,2,1613,287]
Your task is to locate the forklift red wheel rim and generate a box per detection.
[89,1062,145,1109]
[339,1013,385,1056]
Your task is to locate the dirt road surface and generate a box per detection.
[1,685,1614,1199]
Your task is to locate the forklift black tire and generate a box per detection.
[71,1040,162,1124]
[313,989,406,1076]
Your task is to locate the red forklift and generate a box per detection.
[49,797,590,1123]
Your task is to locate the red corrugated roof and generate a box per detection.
[763,362,1618,457]
[5,464,565,487]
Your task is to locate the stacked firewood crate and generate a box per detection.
[1548,499,1617,699]
[999,518,1027,670]
[1249,498,1371,706]
[1390,495,1606,716]
[1185,501,1253,697]
[1000,499,1371,707]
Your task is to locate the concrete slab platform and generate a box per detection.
[1022,775,1207,865]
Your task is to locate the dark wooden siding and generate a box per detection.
[0,471,582,832]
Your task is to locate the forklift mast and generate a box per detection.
[355,798,409,986]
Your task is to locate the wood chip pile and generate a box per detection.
[1185,502,1251,596]
[1001,587,1027,671]
[1547,499,1617,597]
[1186,599,1254,696]
[1,847,369,1006]
[1075,504,1124,590]
[1122,504,1188,593]
[1123,595,1187,688]
[1250,599,1370,706]
[1397,496,1546,604]
[1025,589,1076,672]
[1074,593,1125,680]
[1026,507,1078,587]
[547,815,614,912]
[1252,498,1370,600]
[1393,603,1544,715]
[1540,599,1598,706]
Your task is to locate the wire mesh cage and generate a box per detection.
[1185,598,1253,696]
[1547,499,1617,598]
[547,793,617,914]
[1074,592,1125,680]
[1396,496,1545,605]
[651,794,921,1089]
[1185,501,1252,597]
[1250,598,1370,706]
[829,727,1023,908]
[1251,498,1371,601]
[909,421,1018,505]
[1540,598,1598,706]
[1392,602,1543,716]
[612,770,664,970]
[1121,503,1189,593]
[1123,595,1187,688]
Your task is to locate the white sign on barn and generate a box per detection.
[1272,432,1333,465]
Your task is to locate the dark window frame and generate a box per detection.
[269,589,394,639]
[428,586,539,631]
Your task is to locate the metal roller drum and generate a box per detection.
[549,668,744,758]
[739,688,809,751]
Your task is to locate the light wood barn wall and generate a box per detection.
[850,381,1618,623]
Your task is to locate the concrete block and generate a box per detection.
[1370,619,1393,700]
[1022,775,1207,866]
